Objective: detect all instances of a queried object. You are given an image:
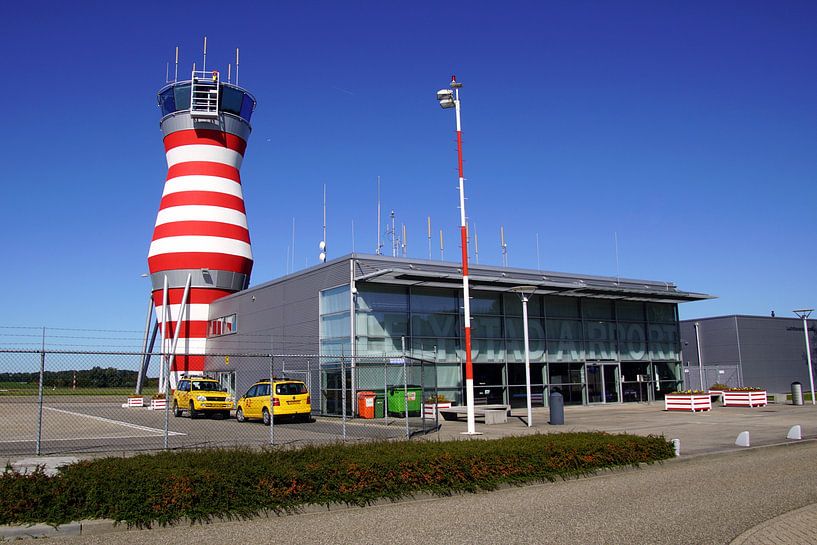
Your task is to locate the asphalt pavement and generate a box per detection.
[4,401,817,544]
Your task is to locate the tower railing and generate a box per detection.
[190,69,220,118]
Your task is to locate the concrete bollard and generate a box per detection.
[735,431,750,447]
[792,382,803,406]
[671,438,680,456]
[787,425,802,440]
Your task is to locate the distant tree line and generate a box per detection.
[0,367,158,389]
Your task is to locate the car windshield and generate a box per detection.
[276,383,307,395]
[191,381,222,392]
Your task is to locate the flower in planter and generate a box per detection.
[725,386,763,392]
[709,383,728,391]
[151,393,166,400]
[669,390,708,395]
[424,394,450,404]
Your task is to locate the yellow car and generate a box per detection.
[235,379,311,424]
[172,376,234,419]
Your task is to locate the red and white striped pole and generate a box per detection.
[441,75,478,435]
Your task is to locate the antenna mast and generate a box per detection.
[376,177,382,255]
[202,36,207,73]
[174,46,179,82]
[474,223,479,264]
[427,216,432,260]
[235,48,240,86]
[401,224,407,257]
[390,210,397,257]
[319,185,327,263]
[501,225,508,267]
[439,229,444,261]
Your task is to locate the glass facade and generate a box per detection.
[158,82,256,123]
[320,283,683,407]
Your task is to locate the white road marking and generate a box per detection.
[44,407,185,436]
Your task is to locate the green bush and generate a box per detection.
[0,432,673,527]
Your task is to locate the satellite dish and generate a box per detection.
[319,240,326,250]
[319,252,326,262]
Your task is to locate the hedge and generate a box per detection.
[0,432,673,527]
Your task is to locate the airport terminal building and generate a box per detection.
[203,254,710,412]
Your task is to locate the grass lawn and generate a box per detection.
[0,383,138,396]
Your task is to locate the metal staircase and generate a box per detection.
[190,70,220,118]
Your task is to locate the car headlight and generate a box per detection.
[196,395,206,401]
[225,397,234,403]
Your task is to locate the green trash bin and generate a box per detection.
[387,385,422,416]
[374,395,385,418]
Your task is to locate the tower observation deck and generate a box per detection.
[148,70,257,388]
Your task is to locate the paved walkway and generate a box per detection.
[730,503,817,545]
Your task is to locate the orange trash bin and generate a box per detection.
[357,391,377,419]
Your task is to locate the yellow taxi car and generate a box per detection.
[235,379,311,424]
[172,376,234,419]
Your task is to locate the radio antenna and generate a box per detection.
[202,36,207,73]
[474,223,479,264]
[376,177,382,255]
[501,225,508,267]
[235,48,240,86]
[401,224,407,257]
[439,229,444,261]
[427,216,432,260]
[174,46,179,82]
[319,185,327,263]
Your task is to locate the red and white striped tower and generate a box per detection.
[437,75,478,434]
[148,66,256,388]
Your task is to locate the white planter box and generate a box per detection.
[150,398,167,410]
[722,390,767,407]
[664,394,711,412]
[423,402,453,417]
[126,397,144,408]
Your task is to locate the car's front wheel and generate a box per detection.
[262,408,271,426]
[189,401,198,418]
[236,407,246,422]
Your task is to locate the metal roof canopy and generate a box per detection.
[352,254,712,304]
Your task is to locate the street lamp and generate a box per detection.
[436,75,478,435]
[510,286,536,427]
[793,309,816,405]
[693,322,704,390]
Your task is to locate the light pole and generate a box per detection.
[437,75,478,435]
[511,286,536,427]
[693,322,704,390]
[793,309,816,405]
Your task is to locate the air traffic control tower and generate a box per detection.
[147,62,257,388]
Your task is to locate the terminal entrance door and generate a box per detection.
[586,363,620,404]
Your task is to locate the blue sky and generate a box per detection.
[2,1,816,347]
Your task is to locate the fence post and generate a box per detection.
[402,337,409,438]
[269,353,275,446]
[35,339,45,456]
[163,351,170,450]
[341,350,347,440]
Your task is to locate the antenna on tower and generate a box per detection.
[174,46,179,82]
[501,225,508,267]
[614,232,620,284]
[228,64,232,84]
[319,185,327,263]
[202,36,207,73]
[389,210,398,257]
[351,220,355,253]
[235,48,240,86]
[165,62,170,84]
[401,224,407,257]
[474,223,480,264]
[439,229,444,261]
[291,217,296,272]
[376,177,383,255]
[427,216,432,260]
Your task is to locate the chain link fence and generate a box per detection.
[0,350,442,457]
